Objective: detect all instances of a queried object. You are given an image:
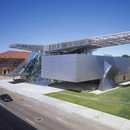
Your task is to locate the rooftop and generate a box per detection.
[0,51,30,59]
[10,31,130,54]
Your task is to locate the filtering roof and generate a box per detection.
[10,31,130,54]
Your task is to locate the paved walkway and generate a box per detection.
[0,79,130,130]
[59,92,130,104]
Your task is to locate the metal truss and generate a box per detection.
[10,31,130,54]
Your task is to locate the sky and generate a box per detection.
[0,0,130,56]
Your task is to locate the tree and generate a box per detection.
[122,54,130,58]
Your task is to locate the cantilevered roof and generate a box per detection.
[10,31,130,54]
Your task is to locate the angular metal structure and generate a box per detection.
[10,31,130,54]
[9,31,130,91]
[42,54,130,90]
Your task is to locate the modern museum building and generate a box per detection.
[8,31,130,91]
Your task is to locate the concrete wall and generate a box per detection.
[114,73,130,83]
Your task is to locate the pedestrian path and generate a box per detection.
[0,79,130,130]
[0,79,63,94]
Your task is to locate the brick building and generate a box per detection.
[0,51,30,75]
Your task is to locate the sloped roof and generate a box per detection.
[0,51,30,59]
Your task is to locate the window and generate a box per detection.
[123,75,125,80]
[2,68,9,75]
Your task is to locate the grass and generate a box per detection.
[45,86,130,119]
[60,86,130,102]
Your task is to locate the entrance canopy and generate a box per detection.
[10,31,130,54]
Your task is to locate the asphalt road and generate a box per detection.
[0,88,114,130]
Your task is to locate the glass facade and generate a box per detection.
[7,52,50,86]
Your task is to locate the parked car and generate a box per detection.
[0,94,13,102]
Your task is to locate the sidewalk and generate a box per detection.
[0,79,130,130]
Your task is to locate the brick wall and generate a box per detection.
[0,58,24,75]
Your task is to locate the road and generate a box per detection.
[0,88,114,130]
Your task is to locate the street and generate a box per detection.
[0,88,114,130]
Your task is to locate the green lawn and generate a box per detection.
[59,86,130,102]
[45,86,130,119]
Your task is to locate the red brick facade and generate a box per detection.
[0,51,30,75]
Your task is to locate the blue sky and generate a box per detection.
[0,0,130,56]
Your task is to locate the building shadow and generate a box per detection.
[49,80,99,92]
[9,79,26,84]
[0,106,37,130]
